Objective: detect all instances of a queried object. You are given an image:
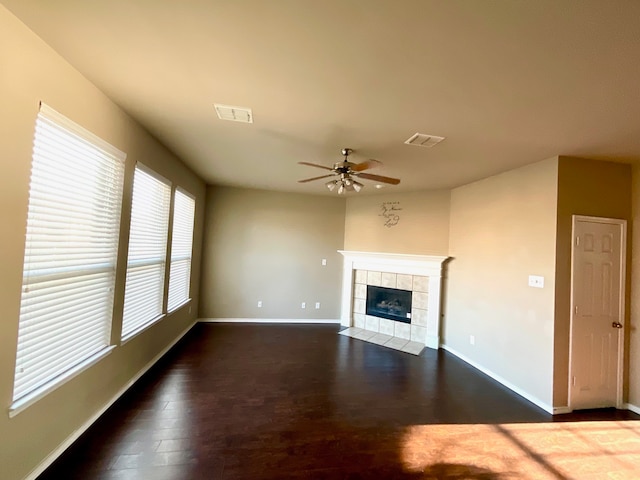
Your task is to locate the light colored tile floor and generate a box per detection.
[368,333,393,345]
[400,340,424,355]
[340,327,423,356]
[358,329,378,341]
[385,336,410,350]
[338,327,357,336]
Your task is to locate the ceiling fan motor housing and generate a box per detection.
[297,146,400,189]
[334,162,356,172]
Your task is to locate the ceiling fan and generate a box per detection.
[298,148,401,193]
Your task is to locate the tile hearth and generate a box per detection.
[339,251,448,351]
[346,269,431,356]
[338,327,425,355]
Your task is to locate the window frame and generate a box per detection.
[167,187,196,313]
[10,103,125,416]
[120,163,172,341]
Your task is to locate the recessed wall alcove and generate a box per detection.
[338,251,448,349]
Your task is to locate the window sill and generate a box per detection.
[120,314,166,346]
[8,345,116,418]
[167,298,192,314]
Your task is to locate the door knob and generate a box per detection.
[612,322,623,329]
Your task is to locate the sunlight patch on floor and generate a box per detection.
[401,421,640,479]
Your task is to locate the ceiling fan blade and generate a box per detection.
[298,161,334,171]
[298,174,336,183]
[357,173,401,185]
[351,158,382,172]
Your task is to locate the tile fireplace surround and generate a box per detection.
[338,251,448,353]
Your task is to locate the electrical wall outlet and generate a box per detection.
[257,300,262,308]
[469,335,475,345]
[321,258,327,266]
[301,302,306,309]
[315,302,320,309]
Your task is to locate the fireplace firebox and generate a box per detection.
[366,285,412,324]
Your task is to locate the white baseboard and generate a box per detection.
[24,321,197,480]
[552,406,572,415]
[624,403,640,415]
[441,344,555,415]
[198,318,341,324]
[426,334,439,350]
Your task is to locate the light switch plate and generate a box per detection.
[528,275,544,288]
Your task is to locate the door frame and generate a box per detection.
[568,215,627,410]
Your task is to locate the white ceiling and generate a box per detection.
[4,0,640,195]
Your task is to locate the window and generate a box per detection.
[167,189,196,311]
[13,103,125,405]
[121,165,171,339]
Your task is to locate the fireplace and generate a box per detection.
[366,285,412,323]
[338,251,448,349]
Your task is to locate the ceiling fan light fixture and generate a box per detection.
[298,147,400,194]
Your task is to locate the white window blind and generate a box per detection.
[13,103,125,403]
[121,165,171,339]
[167,189,196,311]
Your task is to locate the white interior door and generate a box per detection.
[569,216,626,410]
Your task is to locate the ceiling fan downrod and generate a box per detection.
[297,146,400,192]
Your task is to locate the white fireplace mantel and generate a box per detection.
[338,250,448,349]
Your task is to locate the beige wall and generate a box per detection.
[0,7,205,480]
[553,157,632,407]
[445,158,559,408]
[2,9,638,479]
[344,190,451,255]
[200,186,346,319]
[632,164,640,409]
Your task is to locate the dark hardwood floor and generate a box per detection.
[37,324,640,480]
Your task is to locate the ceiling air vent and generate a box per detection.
[404,132,445,148]
[214,104,253,123]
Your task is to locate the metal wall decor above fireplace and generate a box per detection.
[366,285,412,324]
